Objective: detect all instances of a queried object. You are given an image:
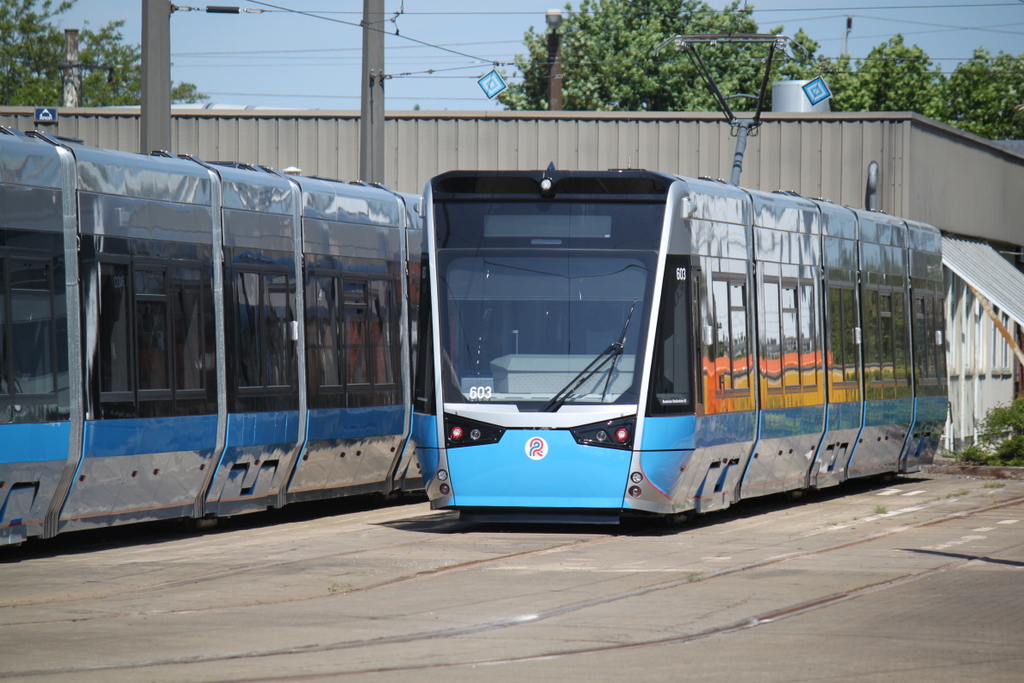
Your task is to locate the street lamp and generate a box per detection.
[546,10,563,111]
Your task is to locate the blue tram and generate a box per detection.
[0,128,422,544]
[412,170,947,522]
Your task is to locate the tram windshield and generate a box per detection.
[434,201,663,411]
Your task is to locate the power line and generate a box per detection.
[172,40,523,57]
[243,0,512,66]
[236,3,1022,14]
[200,91,501,101]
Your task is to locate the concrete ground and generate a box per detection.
[2,472,1022,682]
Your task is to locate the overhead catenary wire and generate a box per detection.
[244,0,511,66]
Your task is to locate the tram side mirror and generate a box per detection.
[935,329,943,345]
[290,320,300,342]
[852,327,862,345]
[680,197,694,219]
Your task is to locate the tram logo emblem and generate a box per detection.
[525,436,548,460]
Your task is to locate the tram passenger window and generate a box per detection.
[893,291,908,388]
[711,277,749,397]
[345,281,369,386]
[173,277,204,391]
[879,292,895,383]
[10,259,54,395]
[762,279,781,391]
[730,283,747,384]
[826,284,858,390]
[914,296,928,381]
[370,280,395,386]
[135,270,169,391]
[313,275,343,387]
[841,288,857,383]
[100,262,132,394]
[712,280,731,390]
[236,272,262,388]
[799,283,817,389]
[781,285,799,387]
[265,274,293,388]
[0,260,6,394]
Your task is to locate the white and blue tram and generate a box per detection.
[0,128,422,544]
[413,170,947,522]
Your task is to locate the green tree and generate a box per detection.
[932,48,1024,140]
[499,1,1024,140]
[826,35,942,115]
[0,0,203,107]
[499,0,819,112]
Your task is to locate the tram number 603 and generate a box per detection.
[469,386,492,400]
[675,267,687,281]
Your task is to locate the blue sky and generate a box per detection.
[57,1,1024,110]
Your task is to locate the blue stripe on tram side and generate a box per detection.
[82,415,219,457]
[306,405,405,441]
[1,422,72,463]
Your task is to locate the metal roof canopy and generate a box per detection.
[942,235,1024,327]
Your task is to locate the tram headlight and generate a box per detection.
[570,416,635,450]
[630,471,644,484]
[444,414,505,448]
[436,469,449,482]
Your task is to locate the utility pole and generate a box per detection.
[546,10,563,111]
[141,0,172,154]
[360,0,385,184]
[62,29,80,107]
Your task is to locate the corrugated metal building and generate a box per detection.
[2,106,1023,449]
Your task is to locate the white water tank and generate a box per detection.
[772,80,831,113]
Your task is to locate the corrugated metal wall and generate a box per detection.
[2,108,1021,244]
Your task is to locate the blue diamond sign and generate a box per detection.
[802,77,833,106]
[478,70,507,99]
[34,107,57,123]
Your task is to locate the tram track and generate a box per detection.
[0,506,616,619]
[6,491,1022,680]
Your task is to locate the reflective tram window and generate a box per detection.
[433,201,663,410]
[0,230,68,423]
[648,256,694,415]
[135,268,170,393]
[759,267,822,408]
[97,256,213,419]
[439,250,656,409]
[173,269,205,392]
[234,269,295,391]
[99,261,132,396]
[306,271,402,409]
[825,277,860,402]
[9,259,56,396]
[862,278,912,400]
[708,274,753,409]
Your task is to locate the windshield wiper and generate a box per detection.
[541,301,637,413]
